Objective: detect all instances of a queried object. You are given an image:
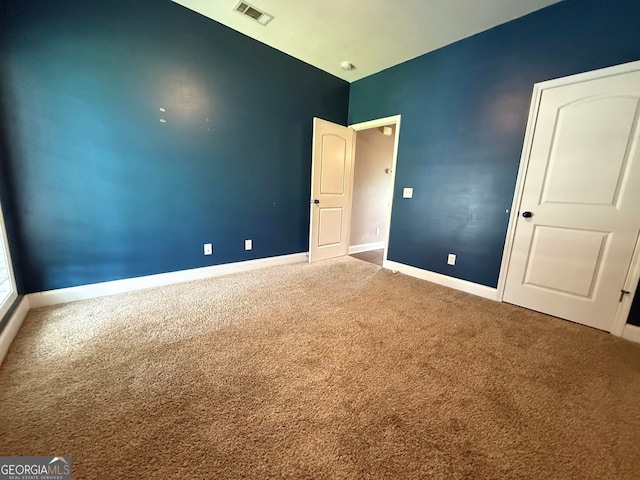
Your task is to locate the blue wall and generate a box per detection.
[0,0,349,293]
[2,0,640,327]
[349,0,640,289]
[629,282,640,328]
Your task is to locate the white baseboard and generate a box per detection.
[622,324,640,344]
[27,253,308,309]
[383,260,498,301]
[0,297,30,366]
[349,242,385,255]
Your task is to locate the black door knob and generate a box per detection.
[522,211,533,218]
[313,199,320,204]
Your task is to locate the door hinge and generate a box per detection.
[619,289,631,302]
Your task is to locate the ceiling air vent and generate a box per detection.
[234,1,274,26]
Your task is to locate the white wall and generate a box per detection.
[350,126,395,247]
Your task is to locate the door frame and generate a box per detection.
[0,202,18,320]
[496,60,640,337]
[348,115,402,266]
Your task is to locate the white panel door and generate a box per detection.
[503,68,640,331]
[309,118,355,262]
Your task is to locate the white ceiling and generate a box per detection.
[172,0,562,82]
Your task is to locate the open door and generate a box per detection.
[308,118,355,262]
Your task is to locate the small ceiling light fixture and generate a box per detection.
[340,62,355,71]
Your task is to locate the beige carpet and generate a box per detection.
[1,256,639,479]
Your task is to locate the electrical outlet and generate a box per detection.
[204,243,213,255]
[375,227,380,235]
[245,239,252,251]
[403,187,413,198]
[447,254,456,266]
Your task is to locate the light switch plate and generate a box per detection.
[448,254,456,266]
[403,187,413,198]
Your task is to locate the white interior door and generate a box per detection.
[308,118,355,263]
[503,67,640,332]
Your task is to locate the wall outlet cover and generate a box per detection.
[403,187,413,198]
[447,253,456,266]
[245,239,252,250]
[204,243,213,255]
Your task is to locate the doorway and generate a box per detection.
[308,115,401,266]
[348,124,397,266]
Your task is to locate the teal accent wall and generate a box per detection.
[1,0,639,326]
[629,282,640,328]
[349,0,640,290]
[0,0,348,293]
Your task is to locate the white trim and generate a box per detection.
[384,260,498,301]
[0,296,30,366]
[349,242,385,255]
[349,115,401,268]
[496,82,542,302]
[496,60,640,335]
[26,253,307,309]
[621,324,640,344]
[535,60,640,90]
[0,201,18,320]
[349,115,400,131]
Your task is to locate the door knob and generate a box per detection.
[522,211,533,218]
[313,199,320,204]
